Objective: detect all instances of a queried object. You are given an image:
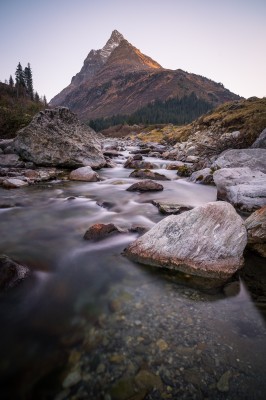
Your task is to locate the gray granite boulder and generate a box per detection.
[251,128,266,148]
[69,166,101,182]
[14,107,105,168]
[124,202,247,285]
[213,148,266,173]
[213,167,266,212]
[245,206,266,257]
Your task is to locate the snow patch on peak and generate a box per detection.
[100,30,125,60]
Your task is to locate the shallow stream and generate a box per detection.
[0,151,266,399]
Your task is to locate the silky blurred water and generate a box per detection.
[0,156,266,399]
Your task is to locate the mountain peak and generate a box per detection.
[100,30,125,60]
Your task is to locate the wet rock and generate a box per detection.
[245,206,266,257]
[127,180,164,192]
[213,167,266,212]
[166,162,185,170]
[69,166,101,182]
[129,225,150,235]
[217,370,231,392]
[0,255,30,291]
[189,168,214,185]
[176,164,194,177]
[84,223,124,241]
[2,178,28,189]
[156,339,168,351]
[124,202,247,285]
[14,107,105,168]
[132,154,143,160]
[104,157,117,168]
[130,148,150,154]
[213,148,266,173]
[129,169,170,181]
[251,128,266,148]
[124,158,155,169]
[134,369,163,391]
[103,150,122,157]
[62,369,82,389]
[152,201,193,215]
[110,377,136,400]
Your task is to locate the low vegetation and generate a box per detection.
[135,97,266,145]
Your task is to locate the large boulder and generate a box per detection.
[245,206,266,257]
[213,167,266,212]
[124,202,247,286]
[14,108,106,168]
[251,128,266,148]
[213,148,266,173]
[0,255,30,291]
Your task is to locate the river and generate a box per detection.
[0,148,266,399]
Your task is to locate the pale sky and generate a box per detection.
[1,0,265,102]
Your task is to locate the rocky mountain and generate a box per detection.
[50,30,241,123]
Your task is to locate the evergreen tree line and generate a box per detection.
[6,62,47,105]
[89,93,213,132]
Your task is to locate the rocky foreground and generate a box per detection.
[0,106,266,292]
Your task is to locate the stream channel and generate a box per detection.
[0,146,266,399]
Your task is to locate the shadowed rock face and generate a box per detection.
[245,206,266,257]
[14,108,105,169]
[124,202,247,285]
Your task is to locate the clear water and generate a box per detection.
[0,156,266,400]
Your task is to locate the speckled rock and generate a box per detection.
[251,128,266,148]
[213,167,266,212]
[124,202,247,283]
[213,148,266,173]
[69,166,101,182]
[14,107,105,168]
[189,168,214,185]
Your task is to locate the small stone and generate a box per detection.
[127,180,164,192]
[134,370,163,391]
[84,223,123,241]
[96,363,106,374]
[2,178,28,189]
[62,369,81,388]
[109,354,125,364]
[217,371,231,392]
[69,166,101,182]
[156,339,168,351]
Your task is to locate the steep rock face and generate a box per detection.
[251,128,266,148]
[14,108,105,168]
[124,202,247,284]
[50,30,240,122]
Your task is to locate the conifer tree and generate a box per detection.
[15,62,25,97]
[9,75,14,87]
[24,63,34,100]
[43,95,47,106]
[34,91,40,102]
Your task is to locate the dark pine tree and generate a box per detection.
[15,62,26,97]
[34,91,40,102]
[24,63,34,100]
[9,75,14,87]
[43,95,47,106]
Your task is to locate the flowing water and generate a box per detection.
[0,151,266,400]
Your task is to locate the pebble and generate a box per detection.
[62,370,82,389]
